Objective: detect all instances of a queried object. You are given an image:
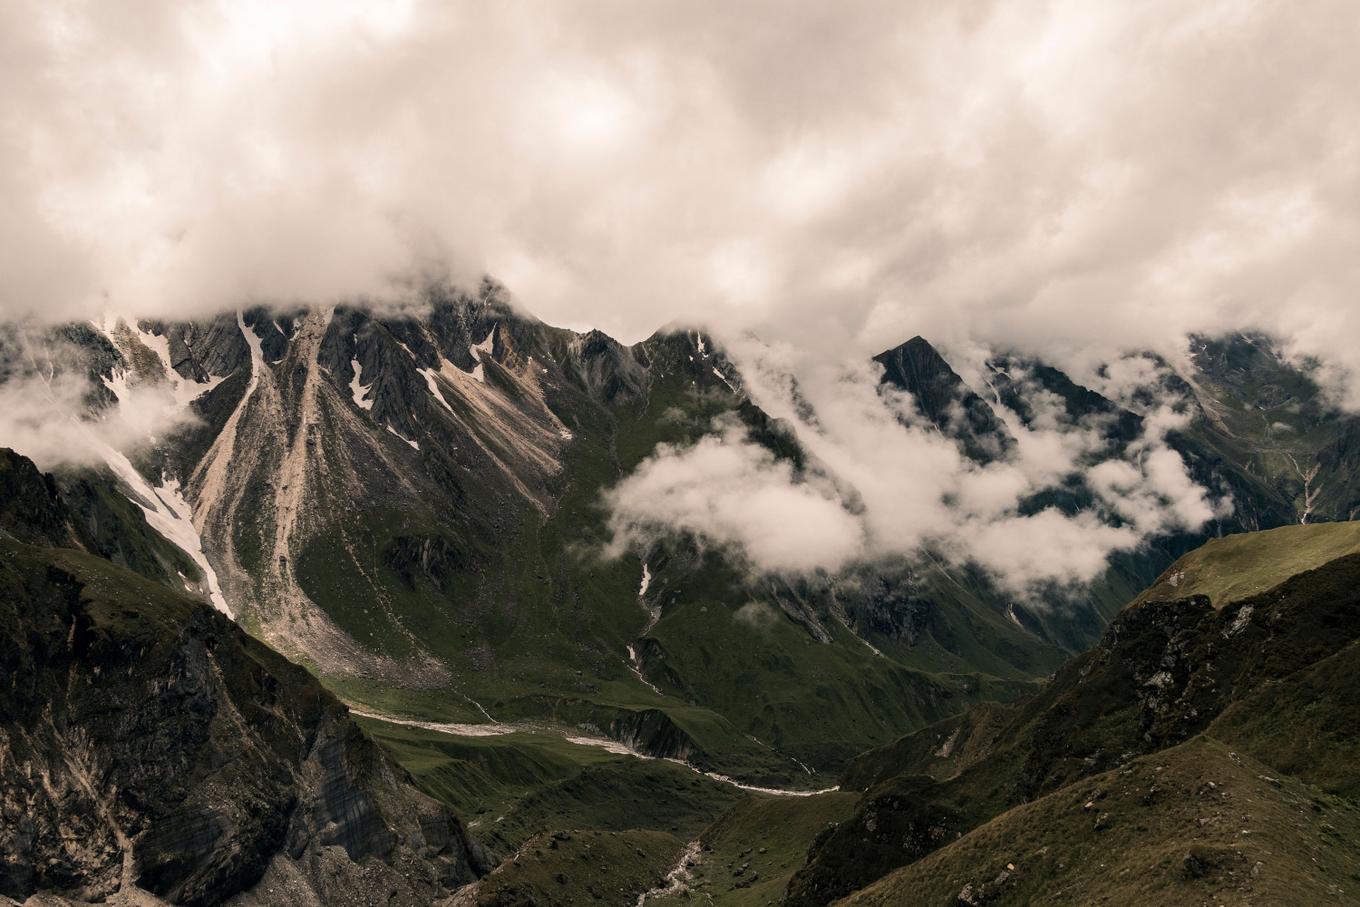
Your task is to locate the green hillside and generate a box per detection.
[841,737,1360,906]
[1134,521,1360,608]
[782,533,1360,905]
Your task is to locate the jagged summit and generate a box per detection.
[874,336,1014,462]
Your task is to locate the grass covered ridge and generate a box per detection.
[1134,521,1360,609]
[840,736,1360,906]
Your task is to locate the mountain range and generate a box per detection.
[3,285,1359,904]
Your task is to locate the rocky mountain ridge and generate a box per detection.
[3,288,1356,786]
[0,449,490,906]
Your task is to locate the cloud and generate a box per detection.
[0,371,198,471]
[0,1,1348,592]
[0,0,1357,407]
[605,341,1230,594]
[959,510,1139,593]
[1087,421,1232,537]
[0,324,204,470]
[604,419,864,574]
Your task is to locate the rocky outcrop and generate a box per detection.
[0,452,489,906]
[0,449,71,547]
[604,708,698,764]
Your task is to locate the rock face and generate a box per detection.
[874,336,1013,464]
[0,449,71,546]
[39,294,1057,782]
[0,450,489,905]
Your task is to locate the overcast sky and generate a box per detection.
[4,0,1359,398]
[4,1,1358,592]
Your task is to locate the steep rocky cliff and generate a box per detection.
[0,450,489,906]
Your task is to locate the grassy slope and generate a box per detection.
[641,554,1016,769]
[8,540,330,741]
[9,541,199,643]
[1134,522,1360,608]
[358,714,857,907]
[309,367,817,780]
[466,828,686,906]
[839,701,1017,792]
[600,367,1050,770]
[840,736,1360,906]
[356,718,744,857]
[4,539,304,697]
[325,357,1048,785]
[648,793,860,907]
[788,541,1360,905]
[1209,639,1360,801]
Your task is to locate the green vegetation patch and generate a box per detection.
[649,792,859,907]
[467,828,685,906]
[841,736,1360,906]
[356,717,744,856]
[1135,521,1360,609]
[1209,639,1360,800]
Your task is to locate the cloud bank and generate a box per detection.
[604,419,865,574]
[0,371,197,472]
[0,323,207,471]
[1,1,1352,592]
[1,0,1358,405]
[606,346,1230,594]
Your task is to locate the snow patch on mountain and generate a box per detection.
[93,315,225,412]
[418,367,454,413]
[387,424,420,450]
[349,358,374,410]
[100,445,231,616]
[237,313,266,390]
[468,326,496,383]
[711,366,738,393]
[100,368,134,407]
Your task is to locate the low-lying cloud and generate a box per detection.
[606,343,1230,595]
[0,371,197,471]
[0,323,205,470]
[604,420,864,574]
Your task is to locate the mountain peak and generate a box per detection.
[873,336,1013,462]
